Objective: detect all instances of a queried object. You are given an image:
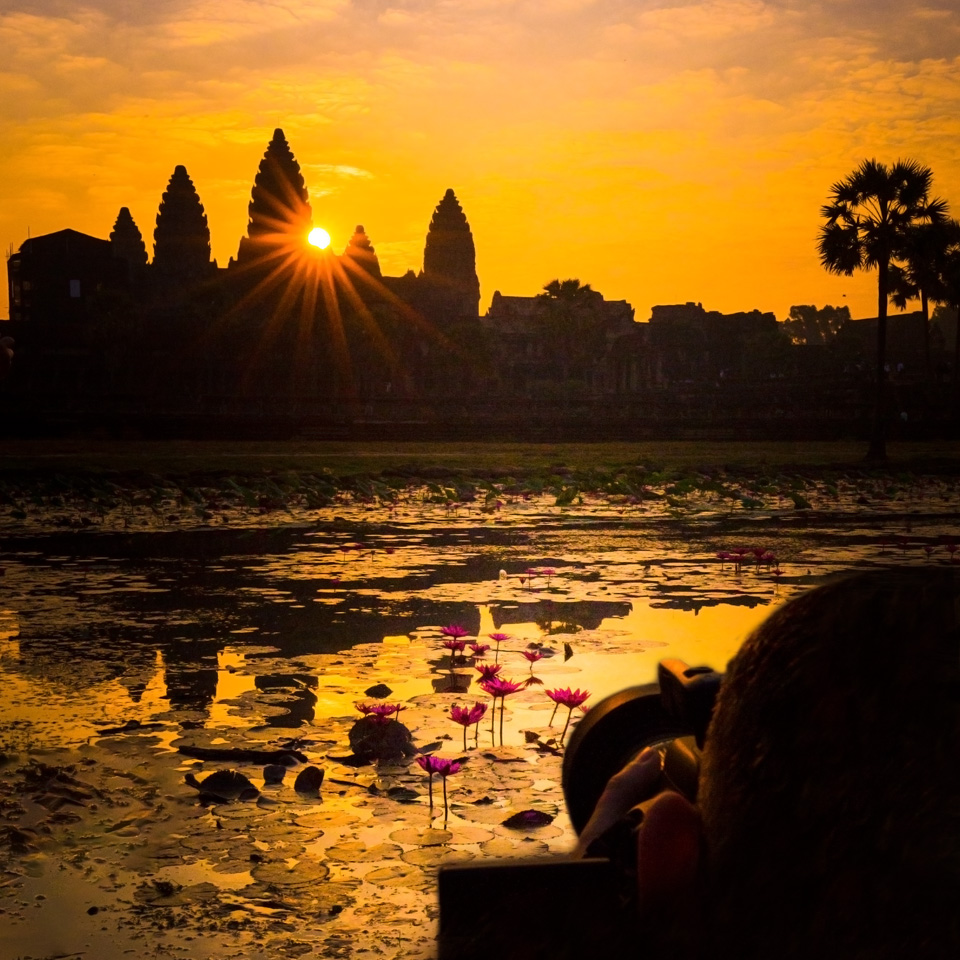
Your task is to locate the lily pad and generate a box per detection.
[251,859,331,886]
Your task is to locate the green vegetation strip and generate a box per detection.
[5,439,960,478]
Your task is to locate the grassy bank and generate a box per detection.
[5,438,960,478]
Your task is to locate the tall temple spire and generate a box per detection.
[110,207,148,269]
[152,165,213,282]
[236,128,312,263]
[342,224,381,278]
[422,188,480,317]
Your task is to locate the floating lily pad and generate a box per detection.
[251,858,330,887]
[400,847,475,867]
[388,827,452,846]
[362,863,427,888]
[324,841,403,863]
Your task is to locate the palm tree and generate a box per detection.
[536,279,605,390]
[888,219,956,377]
[933,221,960,400]
[818,158,948,460]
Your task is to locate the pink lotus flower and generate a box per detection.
[482,677,524,699]
[441,624,470,639]
[469,643,489,657]
[417,755,461,819]
[416,754,446,774]
[481,676,524,746]
[357,701,402,724]
[546,687,590,744]
[451,702,488,749]
[476,662,503,681]
[487,632,510,662]
[522,649,543,666]
[546,687,590,710]
[442,638,467,654]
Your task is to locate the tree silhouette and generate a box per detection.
[888,219,956,376]
[153,165,213,283]
[818,158,947,459]
[784,304,850,346]
[536,279,606,391]
[932,220,960,398]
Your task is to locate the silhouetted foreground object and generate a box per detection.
[818,158,949,460]
[109,206,148,276]
[8,129,957,440]
[0,336,12,377]
[236,127,312,266]
[342,224,382,279]
[697,568,960,960]
[6,229,124,324]
[153,165,215,283]
[422,188,481,318]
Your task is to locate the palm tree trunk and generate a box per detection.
[867,258,889,461]
[922,289,931,379]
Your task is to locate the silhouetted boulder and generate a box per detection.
[348,717,416,761]
[293,765,325,795]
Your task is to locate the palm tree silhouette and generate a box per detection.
[932,220,960,399]
[888,219,957,377]
[818,159,947,460]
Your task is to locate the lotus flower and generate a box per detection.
[451,702,488,749]
[417,755,461,819]
[416,754,444,808]
[488,632,510,663]
[469,643,490,658]
[481,676,523,746]
[476,662,503,681]
[546,687,590,743]
[441,624,470,639]
[522,649,543,669]
[356,701,402,725]
[442,638,467,658]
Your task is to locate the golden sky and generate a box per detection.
[2,0,959,322]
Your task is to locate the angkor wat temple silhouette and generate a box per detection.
[2,129,947,440]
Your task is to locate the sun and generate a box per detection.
[308,227,331,249]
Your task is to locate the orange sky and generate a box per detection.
[2,1,959,322]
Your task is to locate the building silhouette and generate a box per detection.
[2,128,954,440]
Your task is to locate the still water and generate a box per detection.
[0,508,942,958]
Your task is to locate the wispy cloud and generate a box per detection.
[2,0,959,319]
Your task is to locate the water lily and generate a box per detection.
[451,702,487,750]
[488,632,510,662]
[476,661,503,681]
[545,687,590,743]
[356,701,402,725]
[481,676,523,745]
[469,643,489,658]
[416,754,444,808]
[441,624,470,639]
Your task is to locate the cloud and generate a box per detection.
[3,0,960,320]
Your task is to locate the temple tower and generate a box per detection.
[110,207,148,270]
[342,224,382,279]
[422,189,480,318]
[152,166,213,283]
[236,128,312,265]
